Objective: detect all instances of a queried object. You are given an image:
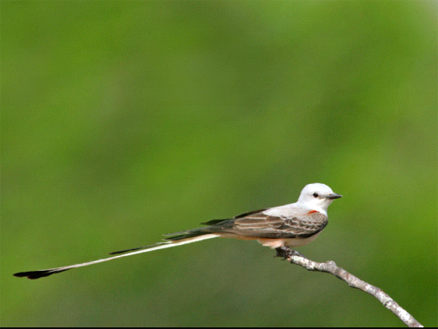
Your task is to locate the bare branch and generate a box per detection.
[275,246,423,328]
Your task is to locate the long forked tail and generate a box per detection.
[13,232,219,280]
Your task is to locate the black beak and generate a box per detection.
[327,193,342,199]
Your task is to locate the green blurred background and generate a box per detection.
[2,0,437,326]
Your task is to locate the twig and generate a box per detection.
[275,246,423,328]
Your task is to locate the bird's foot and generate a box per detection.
[274,246,304,259]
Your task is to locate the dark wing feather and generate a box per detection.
[200,209,267,225]
[233,208,268,219]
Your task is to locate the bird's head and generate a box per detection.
[297,183,342,215]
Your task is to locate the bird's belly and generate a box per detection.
[257,232,322,249]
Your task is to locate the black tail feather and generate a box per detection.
[13,268,69,280]
[108,247,144,255]
[200,219,229,225]
[163,229,208,241]
[108,241,169,255]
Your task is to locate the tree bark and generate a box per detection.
[275,246,423,328]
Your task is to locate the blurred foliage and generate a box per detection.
[2,0,437,326]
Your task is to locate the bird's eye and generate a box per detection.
[313,192,319,198]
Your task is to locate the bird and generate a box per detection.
[13,183,342,279]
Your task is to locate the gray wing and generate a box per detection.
[215,210,328,239]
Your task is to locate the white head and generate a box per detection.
[297,183,342,215]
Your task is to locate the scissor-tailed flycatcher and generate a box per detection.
[14,183,341,279]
